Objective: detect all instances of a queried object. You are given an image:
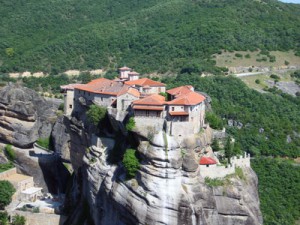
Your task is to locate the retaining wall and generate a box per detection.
[0,168,17,179]
[10,211,67,225]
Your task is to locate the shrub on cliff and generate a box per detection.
[0,211,9,225]
[36,136,53,150]
[86,105,107,126]
[12,214,26,225]
[122,149,140,179]
[0,180,16,209]
[126,117,135,131]
[4,145,15,161]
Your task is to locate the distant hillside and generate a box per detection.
[0,0,299,74]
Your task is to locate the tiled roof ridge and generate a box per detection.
[133,94,165,105]
[125,78,166,87]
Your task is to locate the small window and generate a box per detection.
[172,107,175,111]
[181,106,183,109]
[146,111,150,117]
[69,104,72,109]
[101,97,103,101]
[190,107,192,111]
[206,165,209,167]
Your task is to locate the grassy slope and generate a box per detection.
[0,0,300,73]
[214,50,300,68]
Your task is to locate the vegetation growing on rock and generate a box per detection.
[122,149,140,179]
[125,117,136,131]
[4,145,15,161]
[86,105,107,126]
[36,136,53,150]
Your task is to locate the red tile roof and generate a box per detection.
[167,85,194,97]
[75,78,130,96]
[169,111,189,116]
[125,78,166,87]
[119,66,131,71]
[133,105,164,111]
[133,94,165,106]
[118,87,140,98]
[199,157,217,165]
[167,91,205,106]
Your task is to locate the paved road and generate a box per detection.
[235,72,265,77]
[235,67,299,77]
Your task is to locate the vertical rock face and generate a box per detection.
[0,83,59,147]
[59,114,263,225]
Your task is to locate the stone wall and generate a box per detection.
[199,153,251,178]
[212,128,226,139]
[134,117,164,139]
[0,168,17,179]
[9,211,67,225]
[137,86,166,94]
[231,153,251,168]
[64,90,75,116]
[166,121,194,137]
[200,164,235,179]
[117,93,139,111]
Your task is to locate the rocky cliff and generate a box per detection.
[0,83,59,147]
[0,83,70,193]
[55,112,262,225]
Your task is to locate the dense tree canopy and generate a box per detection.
[252,158,300,225]
[0,180,16,209]
[0,0,299,74]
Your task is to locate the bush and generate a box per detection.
[126,117,135,131]
[0,180,16,209]
[122,149,140,179]
[255,79,261,84]
[269,55,276,63]
[235,53,243,58]
[270,74,280,80]
[0,211,9,225]
[0,162,14,173]
[12,214,26,225]
[58,103,64,111]
[36,137,52,150]
[245,54,251,59]
[205,177,224,187]
[159,92,167,99]
[211,139,220,151]
[205,112,223,130]
[86,105,107,126]
[4,145,15,161]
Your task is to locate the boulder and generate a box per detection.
[0,83,59,147]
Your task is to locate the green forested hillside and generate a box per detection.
[252,158,300,225]
[0,0,300,74]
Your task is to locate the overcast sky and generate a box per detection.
[279,0,300,3]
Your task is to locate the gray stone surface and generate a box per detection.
[60,115,263,225]
[0,83,59,147]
